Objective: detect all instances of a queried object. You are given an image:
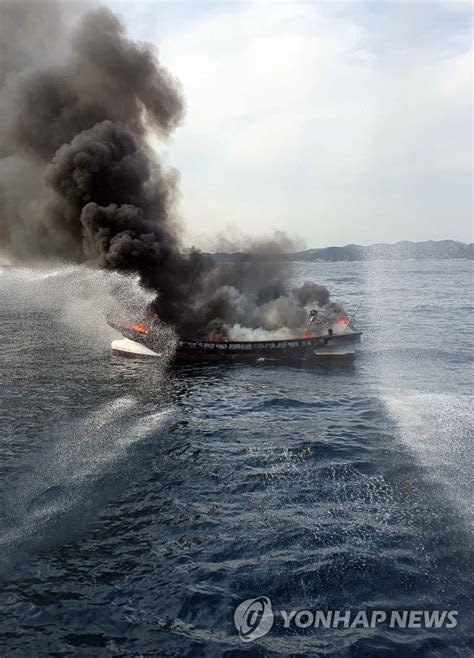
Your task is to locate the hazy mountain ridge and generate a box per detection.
[208,240,473,262]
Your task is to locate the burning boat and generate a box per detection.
[109,310,362,364]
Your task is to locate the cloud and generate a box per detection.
[113,0,473,247]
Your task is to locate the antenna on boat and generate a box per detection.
[347,305,361,328]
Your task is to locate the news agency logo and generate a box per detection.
[233,597,274,642]
[233,597,458,643]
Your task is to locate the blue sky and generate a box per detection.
[106,0,472,248]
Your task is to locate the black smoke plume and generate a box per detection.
[0,0,338,338]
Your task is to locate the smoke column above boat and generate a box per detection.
[0,0,343,337]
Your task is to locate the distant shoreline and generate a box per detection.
[205,240,473,262]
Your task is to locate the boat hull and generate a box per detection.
[109,323,362,364]
[111,337,162,358]
[174,332,361,364]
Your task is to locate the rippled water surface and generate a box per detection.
[0,260,472,657]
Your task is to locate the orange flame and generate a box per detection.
[335,315,349,325]
[300,331,313,339]
[126,321,149,334]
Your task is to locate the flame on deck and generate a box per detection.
[126,321,149,334]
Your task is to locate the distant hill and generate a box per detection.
[208,240,473,262]
[290,240,473,261]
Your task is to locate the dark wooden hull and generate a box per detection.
[110,321,362,364]
[174,332,361,364]
[109,321,362,364]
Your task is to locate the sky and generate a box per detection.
[105,0,472,249]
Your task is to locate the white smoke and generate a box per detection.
[227,324,296,341]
